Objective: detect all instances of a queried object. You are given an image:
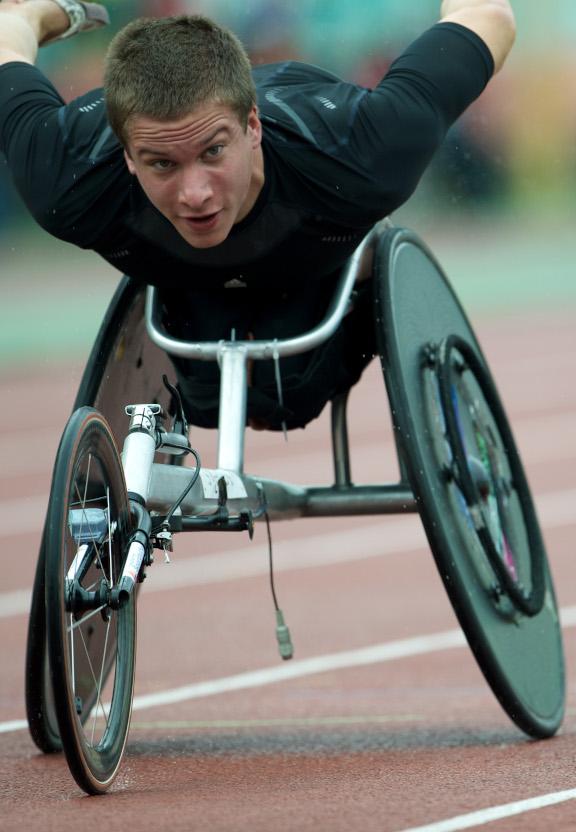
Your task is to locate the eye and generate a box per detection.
[204,144,224,160]
[151,159,175,171]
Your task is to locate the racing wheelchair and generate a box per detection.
[24,221,565,794]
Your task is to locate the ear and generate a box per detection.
[246,105,262,149]
[124,148,137,175]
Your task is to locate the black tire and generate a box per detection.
[374,227,565,738]
[25,534,61,753]
[45,407,136,793]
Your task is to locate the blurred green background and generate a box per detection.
[0,1,574,364]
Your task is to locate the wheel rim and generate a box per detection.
[431,335,545,617]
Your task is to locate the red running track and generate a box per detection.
[0,309,575,831]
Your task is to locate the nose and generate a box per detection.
[177,165,213,211]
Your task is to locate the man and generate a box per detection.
[0,0,515,429]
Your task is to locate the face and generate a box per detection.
[124,102,264,249]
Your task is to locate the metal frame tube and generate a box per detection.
[121,404,160,502]
[331,392,352,487]
[146,462,417,520]
[216,345,248,473]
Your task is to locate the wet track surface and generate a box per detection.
[0,309,575,830]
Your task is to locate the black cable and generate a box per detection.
[162,446,202,528]
[264,509,279,612]
[262,503,293,660]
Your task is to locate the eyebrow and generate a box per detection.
[135,126,232,158]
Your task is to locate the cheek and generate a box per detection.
[210,166,237,199]
[138,173,173,205]
[227,155,252,194]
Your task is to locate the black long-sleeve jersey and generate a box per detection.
[0,23,492,291]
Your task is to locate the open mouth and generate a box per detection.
[184,211,220,230]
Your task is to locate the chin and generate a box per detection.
[185,231,227,249]
[175,220,231,250]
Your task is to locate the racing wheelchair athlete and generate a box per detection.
[0,0,564,795]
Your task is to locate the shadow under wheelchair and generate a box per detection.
[124,722,539,759]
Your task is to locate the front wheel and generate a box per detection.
[45,407,136,794]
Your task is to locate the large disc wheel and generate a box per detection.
[374,227,565,738]
[45,407,136,793]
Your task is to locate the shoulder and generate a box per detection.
[255,61,367,151]
[384,23,494,88]
[57,87,121,162]
[253,60,343,90]
[254,61,354,118]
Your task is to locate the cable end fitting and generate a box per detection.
[275,608,294,661]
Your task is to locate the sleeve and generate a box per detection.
[0,61,128,246]
[349,22,494,209]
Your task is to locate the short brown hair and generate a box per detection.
[104,15,256,146]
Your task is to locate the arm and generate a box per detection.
[439,0,516,72]
[0,1,70,66]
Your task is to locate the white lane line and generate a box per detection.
[2,607,576,735]
[0,590,32,619]
[561,606,576,626]
[109,604,576,713]
[0,720,27,734]
[397,788,576,832]
[2,487,575,619]
[0,628,467,735]
[129,629,468,712]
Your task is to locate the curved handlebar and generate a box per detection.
[145,220,390,361]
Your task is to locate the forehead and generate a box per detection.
[126,102,244,150]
